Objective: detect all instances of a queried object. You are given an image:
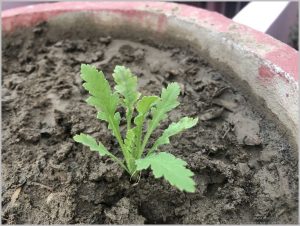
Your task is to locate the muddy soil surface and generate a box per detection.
[2,22,298,224]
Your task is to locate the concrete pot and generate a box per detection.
[2,1,298,143]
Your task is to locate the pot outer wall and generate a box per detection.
[2,1,299,145]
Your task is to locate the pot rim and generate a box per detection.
[2,1,298,79]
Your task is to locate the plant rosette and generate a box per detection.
[74,64,198,192]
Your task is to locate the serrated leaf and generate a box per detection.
[136,152,195,192]
[73,133,128,172]
[148,82,180,133]
[136,96,159,114]
[124,129,135,154]
[80,64,125,152]
[124,128,136,172]
[141,83,180,151]
[133,96,159,158]
[113,66,140,129]
[97,112,121,135]
[149,117,198,155]
[81,64,119,117]
[113,65,140,109]
[73,133,110,156]
[134,96,159,126]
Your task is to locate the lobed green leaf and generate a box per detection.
[81,64,119,118]
[80,64,126,162]
[133,96,159,158]
[136,96,159,114]
[134,96,159,126]
[136,152,196,192]
[97,112,121,135]
[124,129,135,154]
[148,117,198,155]
[73,133,110,156]
[150,83,180,128]
[141,83,181,151]
[73,133,128,172]
[113,66,140,129]
[113,65,140,109]
[123,128,136,172]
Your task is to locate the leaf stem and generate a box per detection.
[107,153,130,174]
[140,128,153,158]
[108,116,129,160]
[135,112,153,160]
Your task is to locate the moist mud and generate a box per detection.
[2,22,298,224]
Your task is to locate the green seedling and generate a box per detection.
[73,64,198,192]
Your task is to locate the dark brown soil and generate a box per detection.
[2,22,298,224]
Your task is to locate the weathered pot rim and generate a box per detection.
[2,1,298,144]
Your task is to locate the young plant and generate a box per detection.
[73,64,198,192]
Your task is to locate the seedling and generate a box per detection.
[73,64,198,192]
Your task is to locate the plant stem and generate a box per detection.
[134,122,143,159]
[130,170,140,182]
[140,129,152,158]
[127,157,137,175]
[108,153,130,174]
[108,115,132,169]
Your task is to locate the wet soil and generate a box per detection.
[2,22,298,224]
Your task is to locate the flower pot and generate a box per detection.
[2,2,298,224]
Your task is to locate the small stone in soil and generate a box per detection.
[133,49,145,61]
[212,86,230,98]
[54,41,63,47]
[212,98,238,112]
[165,69,180,79]
[25,65,35,73]
[99,36,111,45]
[243,135,262,146]
[63,40,77,52]
[55,142,73,163]
[32,27,43,35]
[40,127,54,138]
[229,112,262,146]
[199,107,224,121]
[211,72,223,81]
[238,163,250,176]
[94,50,104,61]
[248,159,259,169]
[149,61,161,73]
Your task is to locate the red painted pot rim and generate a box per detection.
[2,1,298,81]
